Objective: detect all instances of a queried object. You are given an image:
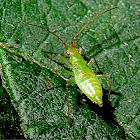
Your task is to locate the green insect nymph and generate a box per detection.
[27,7,117,107]
[68,47,103,106]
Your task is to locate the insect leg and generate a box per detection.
[88,58,94,66]
[88,58,103,74]
[45,50,72,69]
[66,83,71,129]
[58,54,72,69]
[96,74,112,102]
[44,54,74,128]
[61,69,74,76]
[78,48,82,54]
[44,68,74,91]
[44,70,59,90]
[68,77,75,85]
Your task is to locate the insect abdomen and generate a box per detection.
[69,47,103,106]
[76,73,103,106]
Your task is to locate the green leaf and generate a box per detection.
[0,0,139,139]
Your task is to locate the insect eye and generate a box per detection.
[67,50,71,56]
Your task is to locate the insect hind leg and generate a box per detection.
[66,83,71,129]
[88,58,103,74]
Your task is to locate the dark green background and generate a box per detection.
[0,0,139,139]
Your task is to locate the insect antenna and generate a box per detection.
[27,23,68,50]
[72,7,117,47]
